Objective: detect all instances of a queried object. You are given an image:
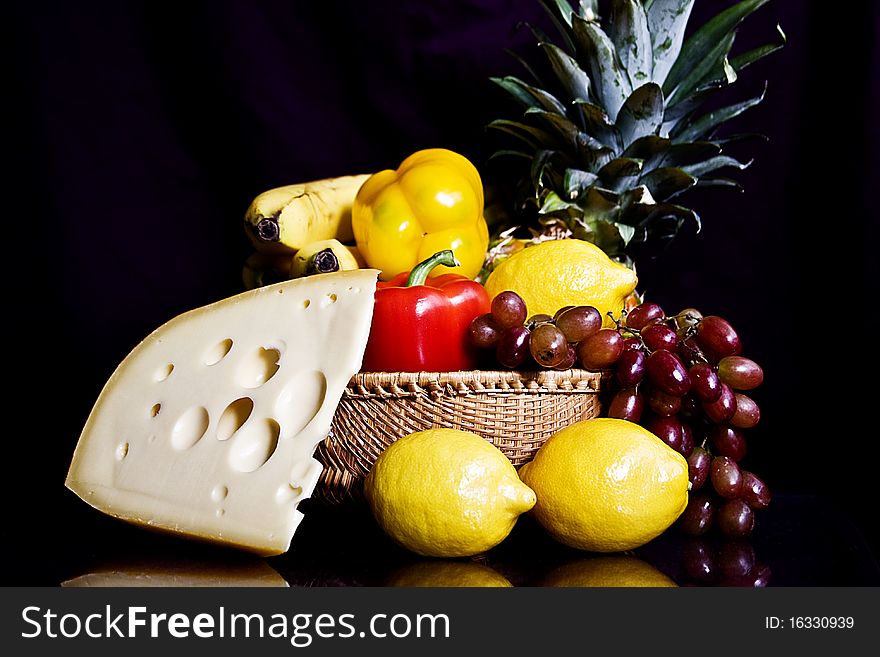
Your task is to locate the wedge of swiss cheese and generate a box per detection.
[66,269,379,556]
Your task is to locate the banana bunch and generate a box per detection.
[244,173,370,254]
[241,173,370,290]
[289,239,364,277]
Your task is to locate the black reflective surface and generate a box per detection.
[5,493,877,587]
[8,0,879,594]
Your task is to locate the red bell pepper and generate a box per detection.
[361,250,490,372]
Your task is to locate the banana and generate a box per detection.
[289,239,361,278]
[243,173,372,254]
[241,252,292,290]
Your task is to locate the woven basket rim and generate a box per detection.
[346,368,604,396]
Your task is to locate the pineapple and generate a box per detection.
[487,0,785,267]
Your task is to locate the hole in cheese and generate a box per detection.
[205,338,234,366]
[211,484,228,502]
[170,406,210,451]
[154,363,174,382]
[228,418,280,473]
[236,347,281,389]
[274,370,327,437]
[275,483,304,505]
[216,397,254,441]
[115,442,129,461]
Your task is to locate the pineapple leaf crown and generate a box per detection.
[489,0,785,263]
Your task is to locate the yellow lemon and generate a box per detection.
[385,561,513,587]
[484,239,637,325]
[519,418,688,552]
[364,428,536,558]
[539,556,677,587]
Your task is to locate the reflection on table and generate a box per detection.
[15,493,874,587]
[61,555,288,587]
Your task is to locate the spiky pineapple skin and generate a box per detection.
[488,0,783,266]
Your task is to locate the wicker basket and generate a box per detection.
[314,369,604,504]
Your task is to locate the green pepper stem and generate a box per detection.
[405,250,460,287]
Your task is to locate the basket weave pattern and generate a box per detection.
[315,369,604,504]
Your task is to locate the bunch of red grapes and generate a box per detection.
[468,291,770,539]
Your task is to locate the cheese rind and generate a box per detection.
[66,269,379,556]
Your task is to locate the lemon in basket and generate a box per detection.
[519,418,688,553]
[364,428,536,557]
[484,238,637,325]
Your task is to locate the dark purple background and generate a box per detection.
[10,1,880,557]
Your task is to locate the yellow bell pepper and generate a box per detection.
[352,148,489,281]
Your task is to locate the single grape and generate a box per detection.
[749,563,772,587]
[616,349,646,387]
[577,329,625,370]
[687,446,711,489]
[555,306,602,343]
[553,305,575,319]
[673,307,704,332]
[710,425,748,462]
[677,336,707,367]
[710,455,743,499]
[702,383,736,423]
[680,393,702,420]
[645,414,684,453]
[689,363,722,403]
[730,393,761,429]
[530,323,568,368]
[680,422,695,458]
[717,541,756,580]
[496,326,531,369]
[468,313,501,349]
[641,323,680,351]
[490,291,528,329]
[695,316,742,362]
[645,349,691,396]
[677,497,716,539]
[645,387,682,417]
[526,313,553,328]
[717,356,764,390]
[622,336,643,351]
[607,388,644,422]
[717,499,755,538]
[740,471,771,510]
[625,302,665,330]
[553,345,578,371]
